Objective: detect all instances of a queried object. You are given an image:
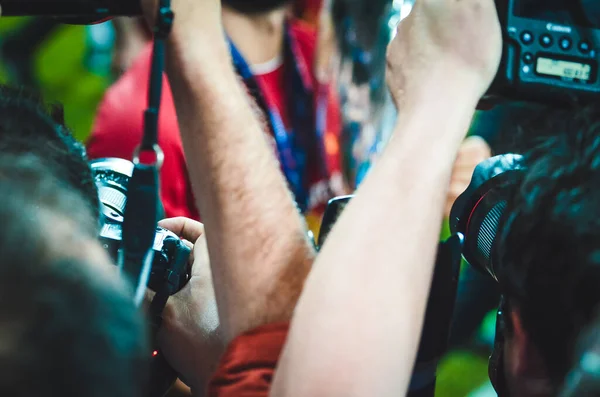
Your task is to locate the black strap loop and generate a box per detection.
[120,0,173,306]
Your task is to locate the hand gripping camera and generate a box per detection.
[91,158,192,293]
[91,158,191,397]
[485,0,600,104]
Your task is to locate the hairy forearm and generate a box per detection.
[271,82,479,397]
[165,36,315,342]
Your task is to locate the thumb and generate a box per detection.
[159,217,205,244]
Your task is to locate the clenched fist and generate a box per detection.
[140,0,224,47]
[387,0,502,109]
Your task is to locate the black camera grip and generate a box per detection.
[148,237,192,332]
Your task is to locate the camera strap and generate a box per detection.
[120,0,174,307]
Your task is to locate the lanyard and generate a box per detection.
[228,22,330,212]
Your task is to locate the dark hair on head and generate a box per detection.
[559,307,600,397]
[0,85,99,222]
[497,103,600,384]
[0,156,148,397]
[0,154,97,238]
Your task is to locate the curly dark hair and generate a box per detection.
[559,307,600,396]
[0,155,147,397]
[0,85,99,222]
[497,103,600,385]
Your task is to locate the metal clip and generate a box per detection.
[132,144,165,169]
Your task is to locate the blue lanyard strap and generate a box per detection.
[228,22,330,212]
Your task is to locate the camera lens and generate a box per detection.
[90,158,134,223]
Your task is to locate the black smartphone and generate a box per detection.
[318,195,353,248]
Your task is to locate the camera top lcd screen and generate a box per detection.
[536,57,592,81]
[514,0,599,28]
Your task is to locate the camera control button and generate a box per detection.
[579,40,592,54]
[540,34,554,48]
[559,37,573,50]
[522,52,534,64]
[520,31,534,45]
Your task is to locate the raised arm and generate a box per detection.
[141,0,315,343]
[270,1,502,396]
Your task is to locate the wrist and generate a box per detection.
[389,79,479,161]
[392,63,485,116]
[165,35,239,108]
[166,28,232,77]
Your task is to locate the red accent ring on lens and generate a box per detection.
[465,191,491,236]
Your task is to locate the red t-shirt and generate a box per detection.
[88,20,343,227]
[208,323,289,397]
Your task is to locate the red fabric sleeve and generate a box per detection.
[208,323,290,397]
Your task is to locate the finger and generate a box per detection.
[142,289,157,313]
[450,179,473,189]
[159,217,205,243]
[454,151,491,168]
[181,239,195,266]
[459,136,492,153]
[452,162,484,172]
[181,239,194,250]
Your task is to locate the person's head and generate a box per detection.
[0,85,99,222]
[0,155,147,397]
[221,0,291,14]
[559,308,600,397]
[494,103,600,396]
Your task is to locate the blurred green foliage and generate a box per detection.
[437,351,490,397]
[0,17,111,142]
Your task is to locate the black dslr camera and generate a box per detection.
[486,0,600,104]
[0,0,141,20]
[91,158,192,293]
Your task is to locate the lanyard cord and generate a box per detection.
[120,1,173,307]
[229,23,333,212]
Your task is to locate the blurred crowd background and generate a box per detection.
[0,5,500,396]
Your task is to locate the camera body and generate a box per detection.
[485,0,600,104]
[0,0,140,20]
[91,158,191,293]
[99,223,191,292]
